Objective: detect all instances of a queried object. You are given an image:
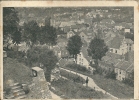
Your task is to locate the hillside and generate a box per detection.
[3,57,32,89]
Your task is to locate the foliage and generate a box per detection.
[125,33,134,41]
[88,37,108,64]
[38,18,57,46]
[22,20,40,47]
[67,35,82,60]
[122,71,134,87]
[26,46,58,81]
[3,7,21,45]
[60,69,85,84]
[51,78,108,99]
[65,63,90,73]
[105,70,116,80]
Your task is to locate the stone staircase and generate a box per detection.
[6,83,26,99]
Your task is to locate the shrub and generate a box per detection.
[105,70,116,80]
[122,78,134,87]
[60,69,85,84]
[65,63,90,73]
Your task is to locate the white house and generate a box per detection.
[77,47,94,72]
[114,61,133,81]
[109,35,134,55]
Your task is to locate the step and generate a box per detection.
[6,95,15,99]
[13,91,25,97]
[10,83,20,87]
[11,85,21,90]
[12,88,24,93]
[14,94,26,99]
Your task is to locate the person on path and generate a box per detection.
[86,77,89,87]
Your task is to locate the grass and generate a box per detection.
[91,74,134,99]
[60,69,85,84]
[3,57,32,90]
[61,66,134,99]
[51,78,110,99]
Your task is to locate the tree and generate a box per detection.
[88,37,108,65]
[3,7,21,49]
[38,18,57,47]
[26,46,58,82]
[66,35,82,62]
[23,20,40,47]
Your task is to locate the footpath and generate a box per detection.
[60,67,118,99]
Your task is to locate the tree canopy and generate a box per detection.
[22,20,40,47]
[88,37,108,64]
[27,46,58,81]
[3,7,21,45]
[38,18,57,46]
[67,35,82,60]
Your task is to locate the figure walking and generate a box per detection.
[86,77,89,87]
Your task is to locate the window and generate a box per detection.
[119,71,121,74]
[82,59,83,62]
[79,58,81,61]
[129,47,131,50]
[110,49,113,52]
[115,50,117,53]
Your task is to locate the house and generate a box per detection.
[59,22,76,30]
[114,22,131,31]
[67,30,75,39]
[100,19,115,24]
[114,61,133,81]
[77,47,94,72]
[53,46,69,59]
[79,29,95,44]
[109,35,134,55]
[57,37,68,47]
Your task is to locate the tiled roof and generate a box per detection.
[106,52,122,59]
[124,38,133,44]
[124,51,134,63]
[109,35,124,49]
[59,22,76,27]
[100,19,115,24]
[115,60,133,72]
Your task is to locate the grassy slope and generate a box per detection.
[91,74,134,99]
[3,57,32,89]
[62,66,134,99]
[51,78,110,99]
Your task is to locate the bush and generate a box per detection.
[60,69,85,84]
[122,78,134,87]
[65,63,90,73]
[105,70,116,80]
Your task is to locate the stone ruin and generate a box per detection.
[4,67,52,99]
[27,67,52,99]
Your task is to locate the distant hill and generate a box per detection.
[3,57,32,89]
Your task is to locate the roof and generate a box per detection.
[59,22,76,27]
[124,38,133,44]
[115,61,133,72]
[63,26,71,33]
[106,52,122,59]
[109,35,124,49]
[81,47,92,62]
[115,22,131,29]
[32,67,43,71]
[124,51,134,63]
[100,19,115,24]
[81,29,94,36]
